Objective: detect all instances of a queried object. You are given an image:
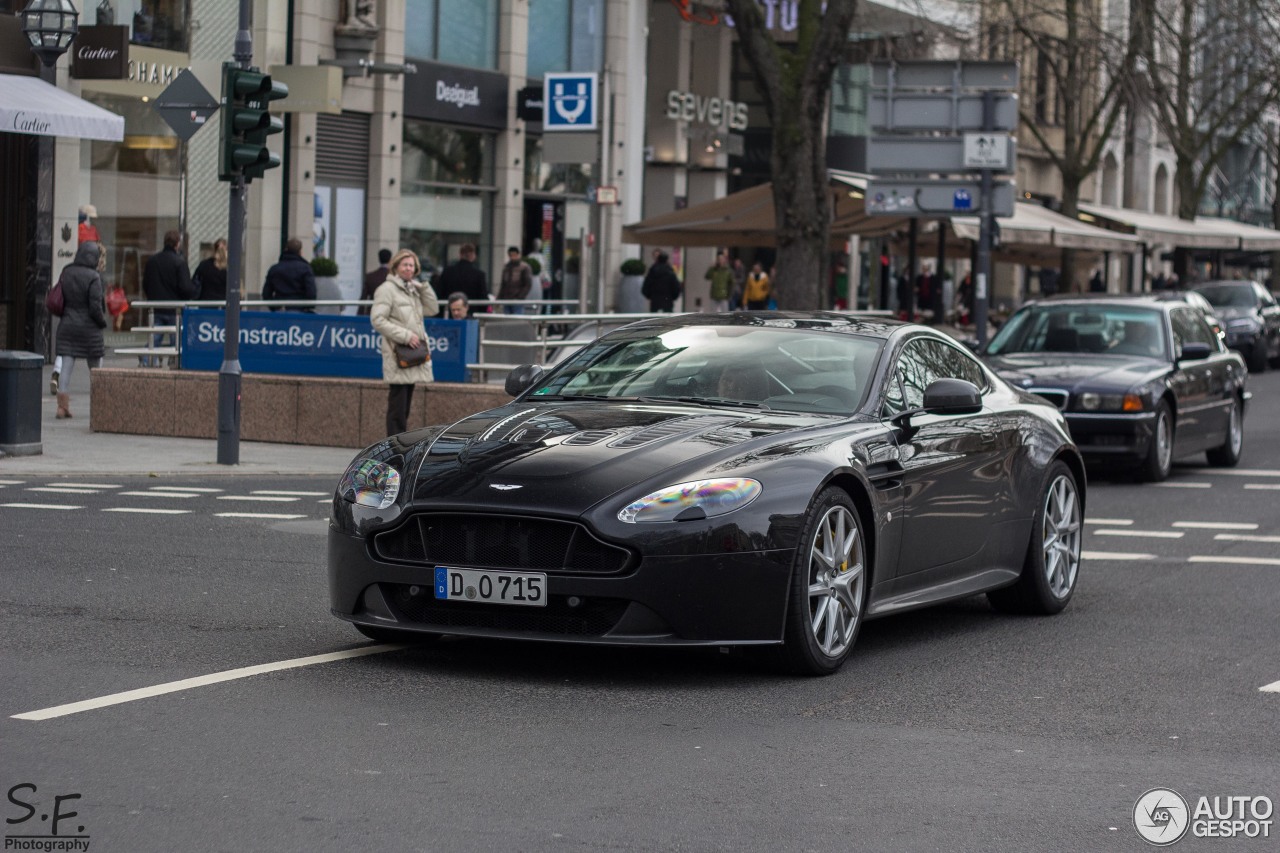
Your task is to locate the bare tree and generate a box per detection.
[1130,0,1280,278]
[724,0,861,309]
[985,0,1130,288]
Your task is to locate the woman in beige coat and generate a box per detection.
[370,249,440,435]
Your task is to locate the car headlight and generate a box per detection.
[618,478,762,523]
[337,458,402,509]
[1076,392,1144,412]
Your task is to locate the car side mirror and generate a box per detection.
[505,364,545,397]
[1178,342,1213,362]
[890,378,983,431]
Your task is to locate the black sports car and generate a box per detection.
[330,313,1085,675]
[982,296,1248,482]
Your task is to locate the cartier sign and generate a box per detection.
[70,25,128,80]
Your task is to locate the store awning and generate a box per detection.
[0,73,124,142]
[1074,203,1280,251]
[952,202,1140,254]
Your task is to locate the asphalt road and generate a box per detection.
[3,371,1279,852]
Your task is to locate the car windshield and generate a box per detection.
[1196,283,1258,308]
[528,324,883,415]
[986,304,1168,358]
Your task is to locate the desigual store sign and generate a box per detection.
[404,60,508,130]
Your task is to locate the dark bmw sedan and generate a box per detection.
[330,313,1085,675]
[983,296,1248,481]
[1193,280,1280,373]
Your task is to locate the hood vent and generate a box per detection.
[562,430,615,446]
[607,415,737,449]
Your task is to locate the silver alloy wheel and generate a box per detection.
[1226,399,1242,456]
[806,505,865,658]
[1041,473,1081,599]
[1154,408,1173,474]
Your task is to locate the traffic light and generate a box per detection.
[219,65,288,182]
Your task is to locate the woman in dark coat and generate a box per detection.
[53,241,107,419]
[193,237,228,301]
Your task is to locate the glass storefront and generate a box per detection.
[399,121,495,278]
[527,0,605,79]
[404,0,499,70]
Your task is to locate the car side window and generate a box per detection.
[1170,307,1214,350]
[931,339,987,390]
[882,340,931,416]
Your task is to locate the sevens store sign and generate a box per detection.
[543,73,597,132]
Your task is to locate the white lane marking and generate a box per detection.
[1095,529,1185,539]
[215,495,300,503]
[1214,533,1280,544]
[214,512,308,519]
[1085,518,1134,526]
[1244,484,1280,491]
[50,483,121,489]
[1154,482,1212,489]
[252,490,330,497]
[27,487,99,494]
[11,645,406,721]
[1,503,82,510]
[102,507,191,515]
[118,491,199,499]
[0,479,26,485]
[1194,469,1280,477]
[1082,551,1156,561]
[1261,680,1280,693]
[1173,521,1259,530]
[147,486,224,493]
[1189,556,1280,567]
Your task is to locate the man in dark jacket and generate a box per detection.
[434,243,488,315]
[496,246,533,313]
[262,237,317,311]
[141,229,195,366]
[641,252,681,312]
[360,248,392,316]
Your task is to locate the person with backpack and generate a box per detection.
[704,252,733,312]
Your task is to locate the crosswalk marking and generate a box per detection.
[1,503,81,510]
[1244,484,1280,490]
[147,486,224,493]
[1261,680,1280,693]
[50,483,122,489]
[1154,482,1212,488]
[103,507,192,515]
[118,491,199,499]
[1195,468,1280,477]
[28,487,99,494]
[252,490,330,497]
[1172,521,1258,530]
[1085,518,1133,526]
[1082,551,1155,561]
[1189,556,1280,567]
[1214,533,1280,544]
[0,479,25,485]
[214,512,308,519]
[215,495,300,503]
[1095,529,1185,539]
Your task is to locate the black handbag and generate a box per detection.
[394,339,429,368]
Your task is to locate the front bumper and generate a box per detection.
[328,525,794,645]
[1064,410,1156,463]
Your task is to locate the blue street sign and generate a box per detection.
[543,72,598,131]
[953,189,973,210]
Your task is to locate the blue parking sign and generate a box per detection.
[543,72,597,131]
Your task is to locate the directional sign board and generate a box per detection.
[153,69,219,142]
[868,93,1019,133]
[866,136,1016,174]
[543,72,597,131]
[870,61,1019,91]
[865,179,1017,217]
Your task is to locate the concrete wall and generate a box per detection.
[90,370,510,449]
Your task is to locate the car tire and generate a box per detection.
[1206,396,1244,467]
[354,623,441,645]
[780,487,867,677]
[1139,401,1174,482]
[987,461,1082,615]
[1247,341,1267,373]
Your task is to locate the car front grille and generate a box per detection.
[386,584,628,636]
[1028,388,1068,410]
[372,513,633,575]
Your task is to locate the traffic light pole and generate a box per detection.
[217,0,253,465]
[974,90,996,349]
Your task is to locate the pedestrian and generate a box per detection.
[370,249,440,436]
[741,262,771,310]
[1152,272,1167,291]
[434,243,488,315]
[704,252,733,312]
[832,261,849,310]
[446,292,469,320]
[360,248,392,316]
[740,262,771,310]
[51,241,107,418]
[730,257,747,309]
[192,237,228,302]
[141,229,195,367]
[641,251,682,312]
[1038,266,1060,297]
[262,237,317,312]
[917,265,935,323]
[497,246,533,314]
[527,238,552,313]
[957,273,974,325]
[896,269,914,320]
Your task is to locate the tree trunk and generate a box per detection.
[770,100,829,310]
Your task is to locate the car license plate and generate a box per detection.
[434,567,547,607]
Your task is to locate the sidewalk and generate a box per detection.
[0,358,359,477]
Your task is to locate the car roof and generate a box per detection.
[1023,294,1175,312]
[617,310,911,340]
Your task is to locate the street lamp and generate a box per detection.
[19,0,80,69]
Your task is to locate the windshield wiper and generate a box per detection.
[639,395,771,411]
[531,393,640,402]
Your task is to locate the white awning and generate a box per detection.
[1076,203,1259,251]
[0,74,124,142]
[1195,216,1280,251]
[953,202,1140,253]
